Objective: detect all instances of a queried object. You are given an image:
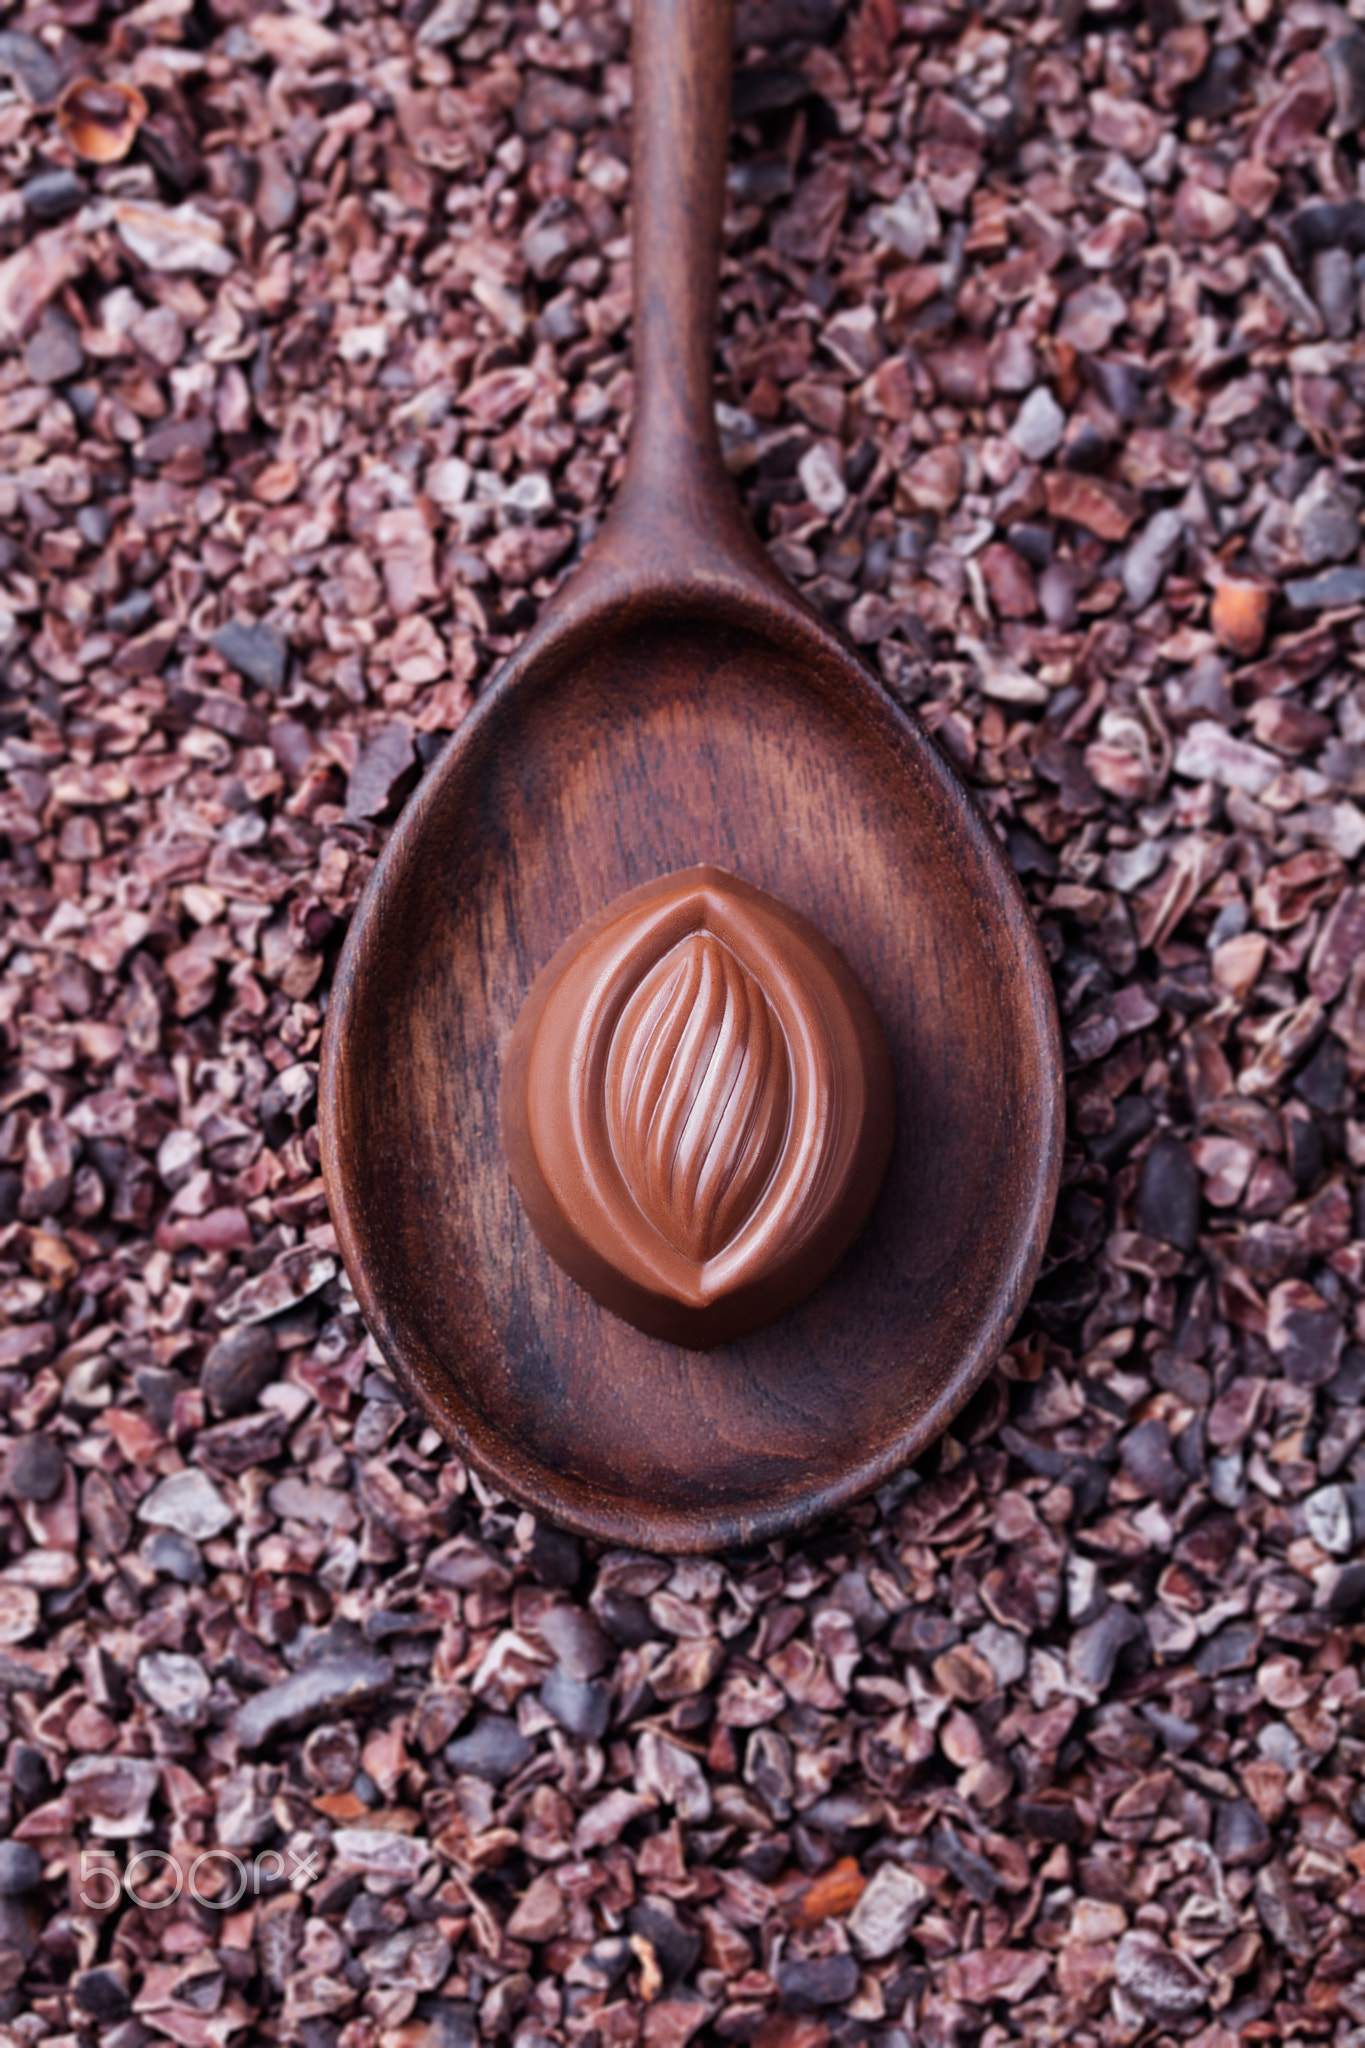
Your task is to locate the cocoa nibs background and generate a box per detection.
[0,0,1363,2042]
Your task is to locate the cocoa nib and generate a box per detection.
[231,1655,395,1751]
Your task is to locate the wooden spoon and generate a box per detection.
[319,0,1063,1554]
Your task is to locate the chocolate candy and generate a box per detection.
[500,866,894,1347]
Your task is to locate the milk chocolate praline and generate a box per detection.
[499,866,894,1348]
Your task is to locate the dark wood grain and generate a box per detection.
[319,0,1064,1552]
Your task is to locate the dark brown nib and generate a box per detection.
[500,866,895,1346]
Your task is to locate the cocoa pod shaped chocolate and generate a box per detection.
[500,866,894,1348]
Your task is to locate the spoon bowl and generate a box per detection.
[322,567,1062,1550]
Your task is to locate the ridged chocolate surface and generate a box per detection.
[499,866,895,1348]
[606,930,789,1263]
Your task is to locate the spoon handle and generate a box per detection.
[616,0,738,538]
